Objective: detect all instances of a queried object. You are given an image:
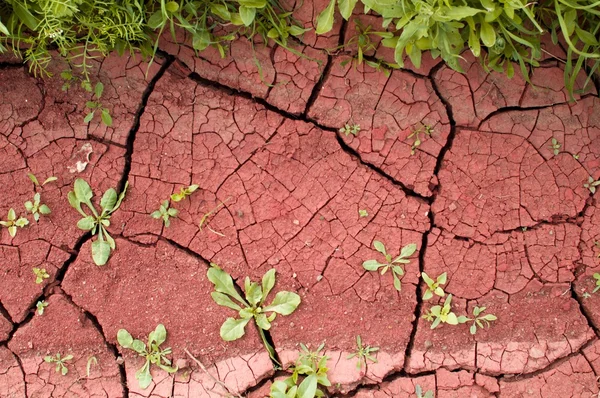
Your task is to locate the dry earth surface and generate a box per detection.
[1,2,600,397]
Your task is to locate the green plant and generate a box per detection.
[462,306,498,335]
[151,200,178,227]
[362,241,417,291]
[68,178,128,266]
[117,324,178,390]
[36,300,48,315]
[585,177,600,194]
[421,272,447,300]
[44,353,73,376]
[171,184,199,202]
[86,356,98,377]
[347,335,379,370]
[344,20,393,66]
[339,123,361,137]
[24,193,51,222]
[359,209,368,218]
[84,82,112,127]
[270,343,331,398]
[199,199,230,236]
[33,267,50,284]
[415,384,434,398]
[28,173,57,187]
[422,294,460,329]
[208,264,301,363]
[549,138,561,155]
[407,124,434,155]
[0,208,29,237]
[593,273,600,293]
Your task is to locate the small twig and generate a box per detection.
[184,348,243,398]
[199,197,231,236]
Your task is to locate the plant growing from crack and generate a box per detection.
[347,335,379,370]
[363,241,417,291]
[208,264,301,364]
[28,173,57,188]
[461,306,498,335]
[117,324,178,389]
[0,208,29,238]
[84,82,112,127]
[407,124,434,155]
[339,123,361,137]
[33,267,49,284]
[422,294,460,329]
[593,273,600,294]
[415,384,434,398]
[585,177,600,194]
[549,138,561,155]
[68,178,128,266]
[151,200,179,227]
[270,342,331,398]
[171,184,199,202]
[421,272,447,300]
[44,353,73,375]
[36,300,48,315]
[24,193,51,222]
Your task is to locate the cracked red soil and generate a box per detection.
[0,27,599,397]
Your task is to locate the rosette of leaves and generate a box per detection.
[461,306,497,335]
[117,324,178,390]
[422,294,460,329]
[44,353,73,376]
[151,200,179,227]
[270,343,331,398]
[208,264,301,362]
[68,178,128,266]
[0,208,29,237]
[25,193,51,222]
[362,241,417,291]
[421,272,447,300]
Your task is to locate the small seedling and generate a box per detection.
[549,138,561,155]
[0,208,29,237]
[171,184,199,202]
[33,267,49,284]
[270,343,331,398]
[407,124,434,155]
[359,209,368,217]
[415,384,434,398]
[583,292,592,299]
[25,193,51,222]
[347,335,379,370]
[36,300,48,315]
[199,198,230,237]
[68,178,128,266]
[208,264,301,363]
[363,241,417,291]
[462,306,498,335]
[573,154,580,160]
[117,324,178,389]
[593,273,600,293]
[84,82,112,127]
[421,272,447,300]
[151,200,178,227]
[44,353,73,376]
[86,356,98,377]
[584,176,600,194]
[339,123,360,137]
[28,173,57,187]
[422,294,460,329]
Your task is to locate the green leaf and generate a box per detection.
[94,82,104,99]
[100,189,118,213]
[220,317,251,341]
[297,373,318,398]
[239,0,267,7]
[15,217,28,228]
[165,1,179,13]
[74,179,93,204]
[446,312,459,325]
[315,0,336,35]
[42,176,58,185]
[131,339,145,353]
[113,181,129,212]
[440,6,482,21]
[192,30,211,51]
[101,109,113,127]
[255,313,271,330]
[211,4,231,21]
[338,0,358,20]
[262,269,276,302]
[92,239,111,266]
[373,240,386,255]
[0,19,9,36]
[28,173,39,186]
[153,324,167,346]
[264,291,301,315]
[399,243,417,259]
[211,292,243,311]
[13,2,40,31]
[246,282,263,306]
[392,272,402,291]
[117,329,134,348]
[147,10,165,29]
[239,6,256,26]
[363,259,381,271]
[480,21,496,47]
[77,216,96,231]
[8,208,15,221]
[421,272,434,287]
[207,266,248,306]
[470,324,477,334]
[24,201,33,212]
[136,361,153,389]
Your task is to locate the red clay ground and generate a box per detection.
[1,9,600,398]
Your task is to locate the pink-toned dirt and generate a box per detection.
[1,23,599,398]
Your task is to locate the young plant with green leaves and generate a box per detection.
[407,124,434,155]
[36,300,48,315]
[171,184,199,202]
[28,173,57,187]
[84,82,112,127]
[68,178,128,266]
[0,208,29,238]
[585,177,600,194]
[151,200,178,227]
[415,385,434,398]
[24,193,51,222]
[593,273,600,294]
[362,241,417,291]
[44,353,73,376]
[422,294,460,329]
[461,306,498,335]
[421,272,447,300]
[270,343,331,398]
[347,335,379,370]
[117,324,178,390]
[339,123,361,137]
[549,138,561,155]
[33,267,50,284]
[359,209,368,218]
[208,264,301,363]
